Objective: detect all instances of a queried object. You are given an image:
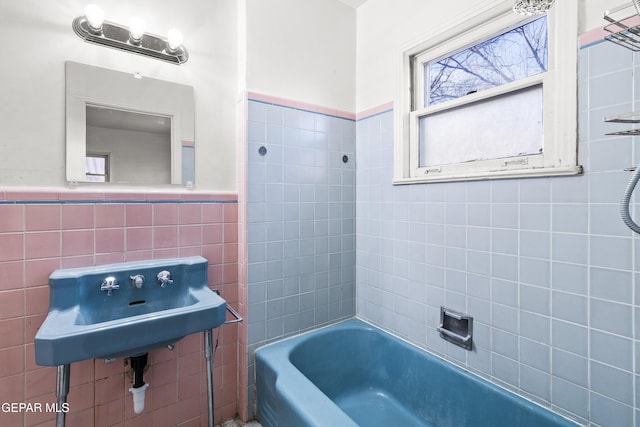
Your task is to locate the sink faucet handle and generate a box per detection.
[157,270,173,287]
[130,274,145,289]
[101,276,119,296]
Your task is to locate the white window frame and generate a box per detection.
[394,0,581,184]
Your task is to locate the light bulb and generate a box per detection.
[129,17,145,43]
[84,4,104,32]
[167,29,183,52]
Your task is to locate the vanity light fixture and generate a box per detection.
[512,0,555,15]
[72,4,189,65]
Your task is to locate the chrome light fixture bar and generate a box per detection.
[72,5,188,65]
[513,0,556,16]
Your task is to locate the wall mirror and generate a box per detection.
[66,61,195,185]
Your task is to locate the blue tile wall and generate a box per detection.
[355,41,640,427]
[245,100,356,414]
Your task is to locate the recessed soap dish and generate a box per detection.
[437,307,473,350]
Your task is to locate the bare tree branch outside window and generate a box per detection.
[425,17,548,106]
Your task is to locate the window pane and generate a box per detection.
[419,85,543,167]
[425,16,547,107]
[85,156,107,182]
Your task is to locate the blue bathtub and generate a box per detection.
[256,318,579,427]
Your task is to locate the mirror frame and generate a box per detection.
[65,61,195,185]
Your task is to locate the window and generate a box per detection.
[394,1,581,183]
[425,17,547,107]
[85,154,109,182]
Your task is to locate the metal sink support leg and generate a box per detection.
[205,329,215,427]
[56,364,70,427]
[204,299,243,427]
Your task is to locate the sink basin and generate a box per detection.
[34,256,226,366]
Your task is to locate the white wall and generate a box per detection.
[1,0,613,188]
[355,0,627,112]
[581,0,628,31]
[0,0,238,191]
[245,0,356,113]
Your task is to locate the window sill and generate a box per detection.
[392,165,583,185]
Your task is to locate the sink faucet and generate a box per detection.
[101,276,119,296]
[157,270,173,287]
[130,274,145,289]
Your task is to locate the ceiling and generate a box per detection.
[338,0,368,8]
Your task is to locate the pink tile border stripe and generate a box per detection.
[580,15,640,47]
[0,189,238,202]
[356,101,394,121]
[246,90,395,122]
[247,91,356,120]
[181,140,195,147]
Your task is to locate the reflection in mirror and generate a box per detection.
[65,61,195,186]
[85,154,109,182]
[85,106,172,184]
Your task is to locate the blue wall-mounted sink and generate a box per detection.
[35,256,226,366]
